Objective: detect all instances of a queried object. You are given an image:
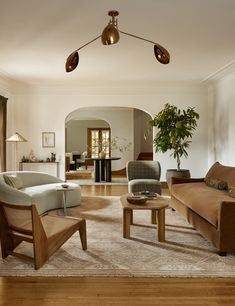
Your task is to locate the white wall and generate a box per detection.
[0,75,17,170]
[66,119,109,153]
[6,81,208,180]
[208,72,235,167]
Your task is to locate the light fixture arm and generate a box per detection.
[119,30,157,45]
[73,35,101,53]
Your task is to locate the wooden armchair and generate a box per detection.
[0,201,87,269]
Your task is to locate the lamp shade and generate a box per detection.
[101,24,120,45]
[154,44,170,64]
[6,132,27,142]
[65,51,79,72]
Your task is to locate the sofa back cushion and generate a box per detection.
[206,162,235,187]
[1,171,62,188]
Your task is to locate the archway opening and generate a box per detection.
[65,106,153,183]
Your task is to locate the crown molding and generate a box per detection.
[0,69,30,94]
[202,60,235,83]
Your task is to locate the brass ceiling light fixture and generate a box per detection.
[65,10,170,72]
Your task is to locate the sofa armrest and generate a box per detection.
[219,201,235,232]
[171,177,205,185]
[0,187,31,205]
[218,201,235,250]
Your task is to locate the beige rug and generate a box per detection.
[1,196,235,277]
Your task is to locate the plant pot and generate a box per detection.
[166,169,191,191]
[98,152,106,159]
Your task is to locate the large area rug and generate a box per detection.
[1,196,235,277]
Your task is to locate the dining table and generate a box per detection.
[85,157,121,182]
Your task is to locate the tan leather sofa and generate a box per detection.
[170,162,235,255]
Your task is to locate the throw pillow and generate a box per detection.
[4,174,23,189]
[205,177,228,190]
[205,161,235,187]
[228,186,235,198]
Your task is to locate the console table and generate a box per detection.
[85,157,121,182]
[19,162,60,178]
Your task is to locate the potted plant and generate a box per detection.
[145,103,199,186]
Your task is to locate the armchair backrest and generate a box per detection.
[126,161,161,181]
[0,201,47,269]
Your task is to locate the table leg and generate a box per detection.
[157,208,165,242]
[100,159,105,181]
[63,190,67,214]
[94,160,100,182]
[105,160,111,182]
[130,210,133,225]
[123,208,132,238]
[151,210,157,224]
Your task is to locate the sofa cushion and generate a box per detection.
[171,182,234,227]
[206,162,235,187]
[204,177,228,190]
[21,183,81,215]
[4,174,23,189]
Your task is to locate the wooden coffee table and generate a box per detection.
[120,193,170,242]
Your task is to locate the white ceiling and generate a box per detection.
[0,0,235,85]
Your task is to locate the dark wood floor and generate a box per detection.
[0,184,235,306]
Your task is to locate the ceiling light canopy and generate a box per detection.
[65,10,170,73]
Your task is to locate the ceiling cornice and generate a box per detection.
[202,60,235,83]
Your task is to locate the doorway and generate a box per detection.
[65,106,153,183]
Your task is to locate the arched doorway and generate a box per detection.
[65,106,153,182]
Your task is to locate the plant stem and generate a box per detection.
[177,153,181,171]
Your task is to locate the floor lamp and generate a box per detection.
[6,132,27,171]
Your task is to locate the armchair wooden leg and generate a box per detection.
[79,219,87,250]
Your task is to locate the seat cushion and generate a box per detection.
[171,182,234,227]
[21,183,81,214]
[41,215,81,238]
[128,179,161,194]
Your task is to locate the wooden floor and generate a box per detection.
[1,184,235,306]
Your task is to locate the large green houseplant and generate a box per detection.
[145,103,199,182]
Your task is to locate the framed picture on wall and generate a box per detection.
[42,132,55,148]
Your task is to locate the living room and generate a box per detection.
[0,0,235,304]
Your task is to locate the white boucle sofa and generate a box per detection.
[0,171,81,215]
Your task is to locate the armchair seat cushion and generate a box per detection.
[128,179,161,194]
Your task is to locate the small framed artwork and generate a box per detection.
[42,132,55,148]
